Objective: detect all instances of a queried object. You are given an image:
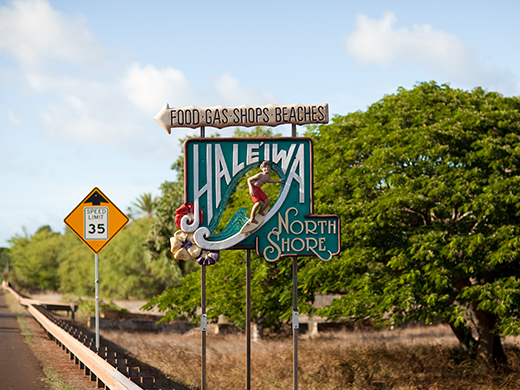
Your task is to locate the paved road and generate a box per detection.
[0,289,49,390]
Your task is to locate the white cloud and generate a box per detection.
[213,73,276,106]
[7,109,23,127]
[345,12,518,93]
[122,63,201,114]
[0,0,279,152]
[0,144,9,169]
[0,0,109,96]
[0,0,106,71]
[345,12,468,68]
[123,66,277,114]
[38,79,151,147]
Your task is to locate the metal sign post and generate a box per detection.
[199,126,207,390]
[246,249,252,390]
[95,253,100,349]
[293,256,299,390]
[291,123,299,390]
[64,188,129,350]
[201,264,207,390]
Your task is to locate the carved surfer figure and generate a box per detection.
[247,161,284,225]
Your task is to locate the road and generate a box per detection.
[0,289,49,390]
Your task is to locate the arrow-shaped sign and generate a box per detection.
[154,103,329,133]
[84,190,108,206]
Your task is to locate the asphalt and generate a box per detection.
[0,289,49,390]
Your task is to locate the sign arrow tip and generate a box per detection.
[154,103,172,134]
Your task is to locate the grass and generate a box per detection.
[17,316,34,343]
[3,290,27,314]
[41,368,79,390]
[100,325,520,390]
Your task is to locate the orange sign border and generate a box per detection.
[64,187,129,253]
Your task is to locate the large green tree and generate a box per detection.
[302,81,520,369]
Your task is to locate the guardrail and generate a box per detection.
[2,281,144,390]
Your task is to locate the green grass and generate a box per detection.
[41,368,79,390]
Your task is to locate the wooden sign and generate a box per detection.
[154,103,329,133]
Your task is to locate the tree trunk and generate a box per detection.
[473,308,508,370]
[449,308,508,370]
[449,321,477,357]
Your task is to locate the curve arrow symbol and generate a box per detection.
[84,191,108,206]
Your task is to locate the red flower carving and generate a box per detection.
[175,203,203,230]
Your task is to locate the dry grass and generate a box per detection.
[100,325,520,390]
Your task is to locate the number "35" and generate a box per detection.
[88,224,105,234]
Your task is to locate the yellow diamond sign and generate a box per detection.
[64,187,129,253]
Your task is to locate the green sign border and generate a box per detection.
[183,137,340,261]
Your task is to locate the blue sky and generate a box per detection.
[1,0,519,246]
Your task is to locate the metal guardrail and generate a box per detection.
[2,281,144,390]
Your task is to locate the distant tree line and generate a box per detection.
[1,247,8,279]
[5,201,184,299]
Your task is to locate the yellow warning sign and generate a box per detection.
[64,187,129,253]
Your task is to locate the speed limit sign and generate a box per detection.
[64,187,129,253]
[84,206,109,240]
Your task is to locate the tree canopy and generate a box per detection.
[302,81,520,368]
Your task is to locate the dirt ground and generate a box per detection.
[6,291,101,390]
[28,316,103,389]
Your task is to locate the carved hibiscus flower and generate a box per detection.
[170,230,201,260]
[175,203,203,230]
[196,250,220,266]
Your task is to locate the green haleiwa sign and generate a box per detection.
[181,137,340,261]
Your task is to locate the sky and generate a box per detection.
[1,0,520,246]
